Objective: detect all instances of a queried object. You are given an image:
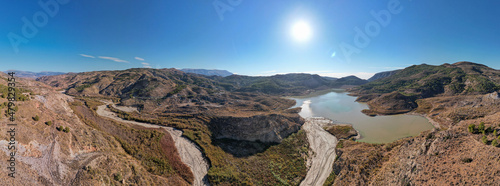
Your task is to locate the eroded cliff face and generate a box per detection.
[208,114,305,143]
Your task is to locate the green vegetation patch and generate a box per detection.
[0,84,31,101]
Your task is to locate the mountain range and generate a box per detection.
[4,70,66,78]
[179,68,234,77]
[2,62,499,185]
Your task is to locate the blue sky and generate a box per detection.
[1,0,499,79]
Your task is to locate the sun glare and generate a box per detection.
[291,21,312,42]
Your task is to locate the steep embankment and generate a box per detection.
[96,104,209,186]
[208,114,304,143]
[300,118,338,186]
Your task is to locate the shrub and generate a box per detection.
[63,127,70,133]
[33,115,40,121]
[114,172,122,181]
[45,121,52,126]
[468,124,476,133]
[486,127,493,133]
[336,140,344,148]
[482,135,488,144]
[56,126,63,131]
[461,158,473,163]
[492,139,499,147]
[494,130,498,137]
[478,122,485,133]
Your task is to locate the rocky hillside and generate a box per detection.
[367,69,401,82]
[211,73,366,95]
[330,95,500,185]
[0,76,192,185]
[37,68,313,185]
[326,62,500,185]
[351,62,500,115]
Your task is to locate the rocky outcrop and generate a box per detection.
[485,91,500,100]
[362,92,417,116]
[208,114,304,143]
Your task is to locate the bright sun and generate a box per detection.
[291,21,312,42]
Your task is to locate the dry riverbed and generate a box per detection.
[300,117,338,186]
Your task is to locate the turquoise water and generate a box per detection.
[291,89,434,143]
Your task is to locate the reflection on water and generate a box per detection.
[291,89,434,143]
[300,100,313,118]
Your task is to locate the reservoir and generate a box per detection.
[291,89,434,143]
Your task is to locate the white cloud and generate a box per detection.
[141,62,151,68]
[79,54,95,58]
[98,56,129,63]
[135,57,145,61]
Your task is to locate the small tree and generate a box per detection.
[482,135,488,144]
[63,127,70,133]
[486,127,493,133]
[468,124,476,133]
[492,139,499,147]
[45,121,52,126]
[33,115,40,121]
[478,122,485,133]
[56,126,63,131]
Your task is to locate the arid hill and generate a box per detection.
[0,73,192,185]
[327,62,500,185]
[209,73,367,95]
[351,62,500,115]
[37,68,316,185]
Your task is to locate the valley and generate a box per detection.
[0,61,499,185]
[3,1,500,185]
[95,103,210,186]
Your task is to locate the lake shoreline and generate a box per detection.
[289,89,434,144]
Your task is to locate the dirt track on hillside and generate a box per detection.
[96,105,209,186]
[300,117,338,186]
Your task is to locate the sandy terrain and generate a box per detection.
[300,117,338,186]
[111,104,138,113]
[96,105,209,186]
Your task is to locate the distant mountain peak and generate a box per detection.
[180,68,233,77]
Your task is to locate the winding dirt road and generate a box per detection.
[96,105,209,186]
[300,117,338,186]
